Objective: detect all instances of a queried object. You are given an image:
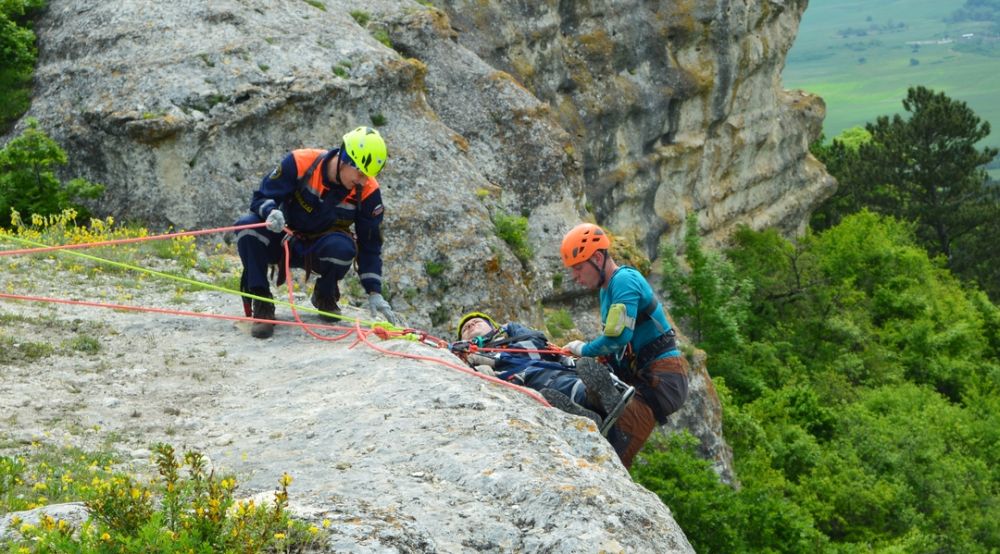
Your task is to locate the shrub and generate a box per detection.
[0,118,104,228]
[492,211,533,266]
[2,443,327,552]
[544,308,574,339]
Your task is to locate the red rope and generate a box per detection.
[0,222,552,407]
[0,222,268,257]
[271,232,550,405]
[0,292,352,332]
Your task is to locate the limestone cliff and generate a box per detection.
[4,0,832,526]
[434,0,832,251]
[13,0,831,332]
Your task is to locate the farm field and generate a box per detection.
[783,0,1000,158]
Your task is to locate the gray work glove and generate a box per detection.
[466,353,497,369]
[265,209,285,233]
[472,364,496,378]
[368,292,402,327]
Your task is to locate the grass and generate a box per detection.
[425,260,448,278]
[0,309,110,365]
[349,10,370,26]
[783,0,1000,155]
[0,209,241,295]
[544,308,575,340]
[371,29,392,49]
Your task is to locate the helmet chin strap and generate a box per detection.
[332,145,345,188]
[588,251,609,288]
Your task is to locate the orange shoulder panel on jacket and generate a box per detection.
[348,177,381,203]
[291,149,328,196]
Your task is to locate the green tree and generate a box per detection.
[812,87,1000,298]
[661,214,761,396]
[808,384,1000,551]
[632,432,827,554]
[732,212,995,401]
[0,117,104,226]
[809,127,870,231]
[639,213,1000,551]
[660,213,751,352]
[0,0,45,131]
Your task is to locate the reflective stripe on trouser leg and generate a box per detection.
[309,232,356,297]
[235,213,283,292]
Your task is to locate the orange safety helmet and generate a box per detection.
[560,223,610,267]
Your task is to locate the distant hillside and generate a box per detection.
[783,0,1000,157]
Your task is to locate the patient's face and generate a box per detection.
[461,317,493,341]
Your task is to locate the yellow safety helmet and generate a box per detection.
[342,126,387,177]
[456,311,499,340]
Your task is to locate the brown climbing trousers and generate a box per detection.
[611,355,689,468]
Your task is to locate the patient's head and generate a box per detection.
[456,311,498,341]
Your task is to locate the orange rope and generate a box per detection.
[0,222,268,257]
[0,223,552,407]
[0,292,352,332]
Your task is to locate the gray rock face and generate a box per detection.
[17,0,830,331]
[6,0,832,519]
[20,0,581,334]
[0,286,694,552]
[433,0,833,250]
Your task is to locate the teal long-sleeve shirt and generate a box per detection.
[580,266,680,363]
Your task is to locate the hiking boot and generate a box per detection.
[576,357,624,416]
[541,388,603,428]
[250,297,276,339]
[311,290,341,321]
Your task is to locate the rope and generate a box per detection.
[270,230,549,403]
[0,292,354,333]
[0,222,268,257]
[2,228,356,320]
[0,222,552,407]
